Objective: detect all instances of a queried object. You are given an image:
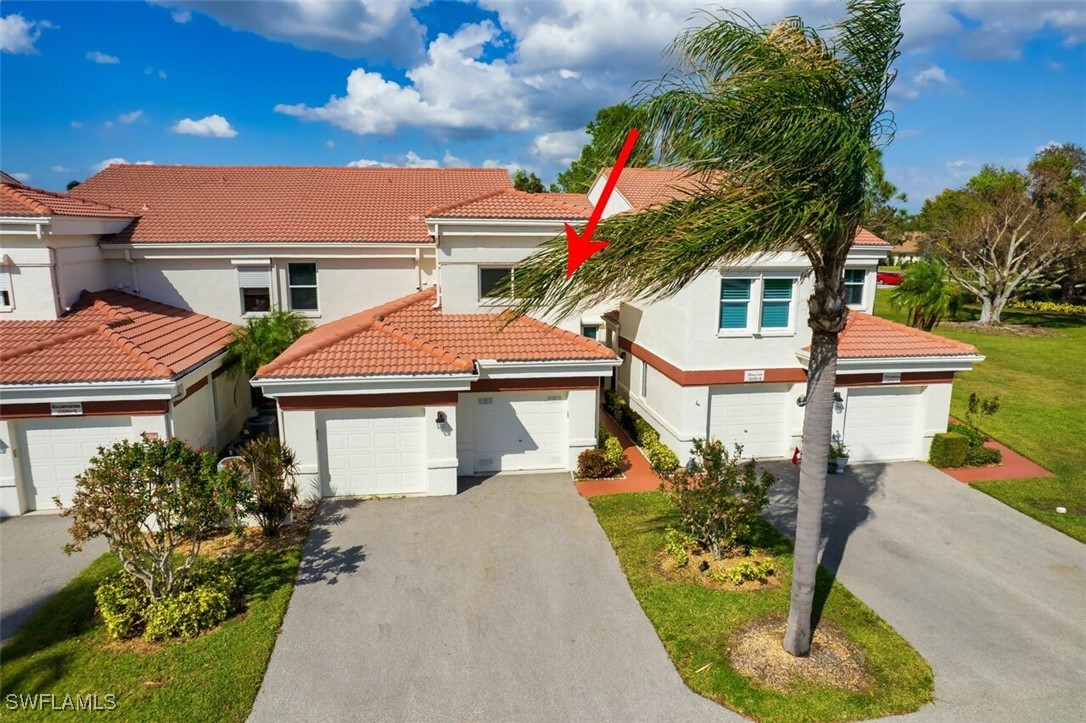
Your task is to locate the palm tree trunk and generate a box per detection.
[783,328,838,656]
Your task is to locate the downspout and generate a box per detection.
[432,223,442,309]
[44,242,64,317]
[124,249,140,293]
[415,247,422,291]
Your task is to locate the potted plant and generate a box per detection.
[829,433,850,473]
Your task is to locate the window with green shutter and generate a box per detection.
[719,279,751,330]
[760,278,793,329]
[844,269,865,306]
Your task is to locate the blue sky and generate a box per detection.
[2,1,1083,210]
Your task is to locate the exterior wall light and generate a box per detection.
[435,411,447,426]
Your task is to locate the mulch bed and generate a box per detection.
[655,547,781,592]
[728,614,873,693]
[942,321,1062,337]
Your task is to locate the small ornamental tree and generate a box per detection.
[58,435,250,600]
[234,436,299,537]
[665,438,776,559]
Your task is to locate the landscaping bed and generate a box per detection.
[590,492,934,722]
[0,512,311,721]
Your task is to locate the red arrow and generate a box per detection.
[566,128,640,277]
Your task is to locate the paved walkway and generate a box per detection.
[940,438,1053,483]
[763,461,1086,722]
[0,513,106,643]
[250,473,734,722]
[575,414,664,497]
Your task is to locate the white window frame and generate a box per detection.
[718,272,798,337]
[844,268,868,309]
[287,261,320,315]
[581,323,600,340]
[0,266,13,312]
[640,359,649,398]
[479,265,516,304]
[233,260,273,317]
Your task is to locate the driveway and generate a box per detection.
[249,473,734,722]
[0,513,106,643]
[763,461,1086,722]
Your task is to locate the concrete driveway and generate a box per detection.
[0,513,106,643]
[763,461,1086,722]
[249,473,734,722]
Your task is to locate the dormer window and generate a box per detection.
[0,267,12,310]
[844,269,866,306]
[480,267,514,299]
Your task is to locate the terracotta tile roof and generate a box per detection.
[602,167,889,246]
[0,182,136,219]
[69,166,511,244]
[0,290,234,384]
[426,187,592,219]
[831,312,979,359]
[256,287,616,379]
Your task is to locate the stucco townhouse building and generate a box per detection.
[0,165,981,516]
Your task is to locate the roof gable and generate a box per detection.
[833,312,978,359]
[426,187,592,220]
[1,182,136,219]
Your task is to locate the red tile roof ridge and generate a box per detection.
[0,322,101,362]
[848,312,978,354]
[1,181,137,218]
[96,322,174,377]
[372,316,475,372]
[425,187,590,218]
[255,288,444,376]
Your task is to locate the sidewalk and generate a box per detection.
[940,437,1054,483]
[575,414,665,497]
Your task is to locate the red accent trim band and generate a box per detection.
[0,399,169,420]
[469,377,598,392]
[618,337,807,386]
[835,372,954,386]
[277,392,459,411]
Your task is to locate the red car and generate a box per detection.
[877,271,904,285]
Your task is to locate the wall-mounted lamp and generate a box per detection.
[619,351,628,360]
[833,392,844,403]
[435,411,447,426]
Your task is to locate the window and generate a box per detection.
[719,279,752,330]
[237,265,271,314]
[480,267,514,299]
[760,278,793,329]
[844,269,866,306]
[0,268,11,309]
[581,324,599,340]
[288,263,319,312]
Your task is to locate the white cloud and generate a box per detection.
[346,158,394,168]
[11,172,31,183]
[171,8,191,24]
[104,121,114,129]
[914,65,950,86]
[404,151,439,168]
[347,151,441,168]
[170,114,238,138]
[158,69,167,79]
[1,13,52,54]
[86,50,120,64]
[532,128,589,164]
[70,120,84,129]
[890,64,956,102]
[91,158,155,173]
[50,165,71,173]
[152,0,426,63]
[325,139,335,149]
[119,110,143,125]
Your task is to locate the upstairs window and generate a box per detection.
[719,279,752,330]
[480,267,514,299]
[288,263,319,312]
[0,268,12,310]
[581,324,599,340]
[844,269,866,306]
[760,278,793,329]
[237,264,271,314]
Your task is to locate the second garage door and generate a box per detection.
[321,408,427,496]
[843,386,923,462]
[18,416,132,511]
[469,392,568,473]
[708,384,790,459]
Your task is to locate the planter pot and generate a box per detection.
[828,461,838,473]
[836,455,849,473]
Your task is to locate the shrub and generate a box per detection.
[646,442,680,474]
[1009,300,1086,316]
[964,392,1001,435]
[577,448,617,479]
[59,436,250,600]
[598,424,614,447]
[143,584,233,641]
[664,528,699,567]
[947,422,985,448]
[622,408,643,438]
[965,445,1002,467]
[665,438,775,558]
[604,390,628,419]
[712,559,776,586]
[633,418,660,447]
[929,432,969,468]
[96,573,149,640]
[235,437,300,537]
[602,436,625,470]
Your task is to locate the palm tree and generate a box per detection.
[510,0,902,656]
[889,258,962,330]
[225,308,314,379]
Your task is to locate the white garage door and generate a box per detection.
[18,416,132,511]
[843,386,922,462]
[708,384,789,459]
[321,408,427,496]
[470,392,568,473]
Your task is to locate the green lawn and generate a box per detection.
[0,547,301,721]
[590,493,933,722]
[875,289,1086,543]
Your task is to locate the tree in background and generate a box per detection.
[889,257,961,330]
[510,0,903,656]
[555,103,653,193]
[225,308,314,379]
[66,180,81,190]
[512,169,545,193]
[863,150,910,244]
[919,149,1085,324]
[1031,143,1086,303]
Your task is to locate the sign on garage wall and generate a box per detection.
[882,372,902,384]
[744,369,766,382]
[49,402,83,416]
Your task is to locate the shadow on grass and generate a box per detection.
[949,306,1086,330]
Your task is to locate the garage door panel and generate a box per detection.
[322,408,426,497]
[469,392,568,473]
[709,385,789,459]
[20,417,132,511]
[844,387,922,462]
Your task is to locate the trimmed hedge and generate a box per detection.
[578,448,617,479]
[602,436,625,469]
[929,432,969,468]
[634,418,660,447]
[947,422,984,448]
[965,445,1002,467]
[646,442,680,474]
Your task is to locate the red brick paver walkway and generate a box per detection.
[941,438,1054,483]
[575,414,665,497]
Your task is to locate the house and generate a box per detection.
[0,164,980,516]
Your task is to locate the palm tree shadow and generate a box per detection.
[295,499,367,586]
[761,461,886,629]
